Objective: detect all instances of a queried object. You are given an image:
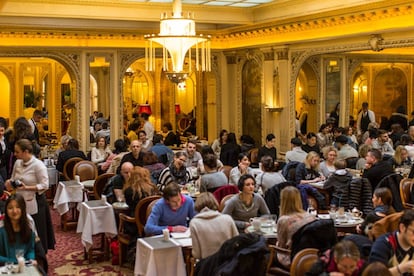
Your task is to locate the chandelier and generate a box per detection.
[145,0,211,83]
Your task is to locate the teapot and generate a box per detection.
[351,207,363,218]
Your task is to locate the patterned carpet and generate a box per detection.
[47,207,133,276]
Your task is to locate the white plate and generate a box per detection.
[112,202,129,210]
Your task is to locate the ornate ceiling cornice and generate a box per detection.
[0,1,412,51]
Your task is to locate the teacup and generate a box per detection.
[336,207,346,220]
[351,207,363,218]
[249,217,262,231]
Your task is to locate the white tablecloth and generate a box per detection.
[81,179,95,189]
[134,235,186,276]
[53,181,85,215]
[76,200,117,251]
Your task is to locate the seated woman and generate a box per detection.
[197,145,223,175]
[142,152,166,185]
[222,174,270,232]
[0,194,36,264]
[106,139,129,174]
[91,136,112,173]
[319,146,338,178]
[356,187,395,235]
[199,154,228,193]
[388,145,412,170]
[190,192,238,259]
[229,153,254,185]
[157,151,191,191]
[295,151,326,209]
[255,156,286,195]
[307,240,365,276]
[276,186,316,268]
[295,151,325,185]
[123,166,159,237]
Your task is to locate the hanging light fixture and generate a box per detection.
[145,0,211,83]
[138,103,152,115]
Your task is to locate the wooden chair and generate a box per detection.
[290,248,319,275]
[62,157,84,181]
[73,160,98,181]
[213,185,239,204]
[368,211,403,241]
[118,195,162,266]
[93,173,115,200]
[220,165,233,182]
[400,178,414,208]
[145,198,161,223]
[73,160,98,199]
[219,194,235,212]
[248,148,259,167]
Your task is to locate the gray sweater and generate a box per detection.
[222,193,270,231]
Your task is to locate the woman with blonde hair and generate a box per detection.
[276,186,316,268]
[319,146,338,178]
[388,145,412,169]
[295,151,325,185]
[190,192,238,259]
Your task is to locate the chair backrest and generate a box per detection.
[219,194,235,212]
[213,185,239,203]
[368,211,403,241]
[135,195,162,237]
[345,157,358,169]
[248,148,259,166]
[93,173,115,199]
[73,160,98,181]
[62,157,84,180]
[378,173,404,211]
[290,248,319,276]
[400,178,414,208]
[291,219,337,259]
[220,165,233,182]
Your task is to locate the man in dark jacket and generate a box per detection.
[362,148,394,190]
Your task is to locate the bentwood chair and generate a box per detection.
[93,173,115,200]
[400,178,414,208]
[62,157,84,181]
[290,248,319,275]
[118,195,161,266]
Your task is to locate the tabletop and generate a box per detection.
[134,235,187,276]
[53,180,85,215]
[76,200,117,251]
[0,265,42,275]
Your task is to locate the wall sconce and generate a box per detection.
[264,105,283,112]
[138,103,152,115]
[175,103,181,115]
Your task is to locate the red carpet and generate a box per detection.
[47,207,133,276]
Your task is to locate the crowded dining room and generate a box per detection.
[0,0,414,275]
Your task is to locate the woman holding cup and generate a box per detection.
[222,174,270,232]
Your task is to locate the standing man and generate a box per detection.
[28,109,42,143]
[141,113,154,142]
[369,209,414,275]
[357,102,376,136]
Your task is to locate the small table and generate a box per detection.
[53,180,85,215]
[318,214,363,235]
[77,200,118,251]
[134,235,187,276]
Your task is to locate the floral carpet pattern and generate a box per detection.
[48,208,133,276]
